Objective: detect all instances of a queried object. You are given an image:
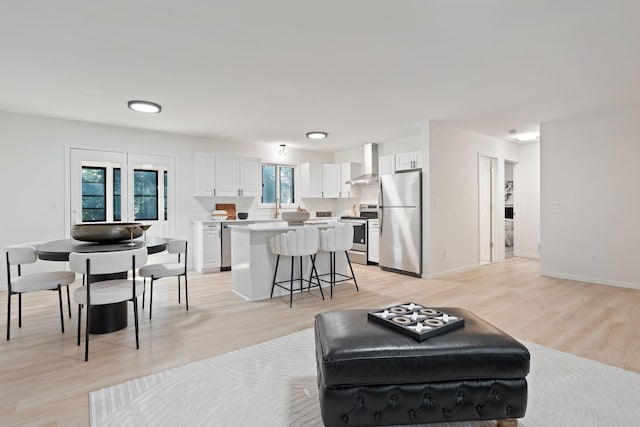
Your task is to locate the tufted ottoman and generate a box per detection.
[314,308,530,427]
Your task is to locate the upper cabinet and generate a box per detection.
[195,154,217,196]
[300,163,324,198]
[395,150,422,172]
[379,155,395,176]
[238,157,262,197]
[195,153,261,197]
[300,162,361,198]
[214,154,240,196]
[341,162,361,198]
[322,163,342,198]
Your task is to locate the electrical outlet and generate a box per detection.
[551,201,559,208]
[591,255,599,263]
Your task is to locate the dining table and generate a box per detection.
[37,237,167,334]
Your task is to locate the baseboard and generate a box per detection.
[541,270,640,290]
[427,263,479,279]
[518,253,540,259]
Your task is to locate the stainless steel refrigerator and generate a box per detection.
[378,170,422,276]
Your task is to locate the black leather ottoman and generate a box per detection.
[314,308,530,427]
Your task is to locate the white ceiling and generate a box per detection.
[1,1,639,151]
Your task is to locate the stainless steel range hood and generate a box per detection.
[346,143,379,185]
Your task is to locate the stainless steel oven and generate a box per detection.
[340,204,378,265]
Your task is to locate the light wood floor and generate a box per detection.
[1,258,638,426]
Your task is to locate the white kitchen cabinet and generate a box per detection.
[215,154,240,197]
[395,151,422,171]
[322,163,342,198]
[195,153,262,197]
[238,157,262,197]
[340,162,361,198]
[300,163,324,198]
[195,153,216,196]
[193,222,221,273]
[379,155,395,176]
[301,162,361,198]
[367,219,379,263]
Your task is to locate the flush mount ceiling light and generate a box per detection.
[508,129,539,142]
[306,131,328,140]
[127,100,162,114]
[514,132,539,142]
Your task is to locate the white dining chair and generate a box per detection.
[138,238,188,319]
[269,227,324,308]
[68,247,147,361]
[5,244,75,340]
[316,223,359,298]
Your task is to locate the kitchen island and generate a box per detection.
[230,222,347,301]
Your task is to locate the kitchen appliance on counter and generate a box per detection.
[340,204,378,265]
[379,171,422,276]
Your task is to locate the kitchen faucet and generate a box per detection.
[274,197,280,218]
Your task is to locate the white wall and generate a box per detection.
[518,142,540,258]
[0,111,333,289]
[427,122,527,278]
[540,106,640,289]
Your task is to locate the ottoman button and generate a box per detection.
[341,414,349,423]
[375,412,382,421]
[409,410,416,419]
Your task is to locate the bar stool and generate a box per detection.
[269,227,324,308]
[316,223,359,298]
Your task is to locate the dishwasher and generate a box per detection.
[221,221,254,270]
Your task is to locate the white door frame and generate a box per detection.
[504,160,520,258]
[478,154,498,263]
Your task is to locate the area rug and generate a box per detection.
[90,329,640,426]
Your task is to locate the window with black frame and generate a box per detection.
[81,166,107,222]
[133,169,159,220]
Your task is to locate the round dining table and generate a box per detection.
[38,237,167,334]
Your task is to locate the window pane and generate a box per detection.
[164,171,168,221]
[280,166,294,204]
[113,168,121,221]
[82,167,106,222]
[261,165,276,203]
[134,170,158,220]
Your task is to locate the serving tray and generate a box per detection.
[368,303,464,341]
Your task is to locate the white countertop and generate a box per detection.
[192,217,339,225]
[191,218,284,224]
[229,221,339,232]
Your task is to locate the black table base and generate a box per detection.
[89,302,128,334]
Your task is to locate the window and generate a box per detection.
[261,164,295,206]
[164,171,168,221]
[82,167,106,222]
[133,169,159,221]
[113,168,121,221]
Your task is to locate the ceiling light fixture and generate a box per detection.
[514,132,539,142]
[306,131,328,140]
[127,100,162,114]
[279,144,287,156]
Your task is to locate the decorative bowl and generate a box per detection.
[281,211,310,224]
[237,212,249,220]
[71,222,143,243]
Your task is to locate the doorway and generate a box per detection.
[505,161,516,258]
[67,148,176,239]
[478,156,497,264]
